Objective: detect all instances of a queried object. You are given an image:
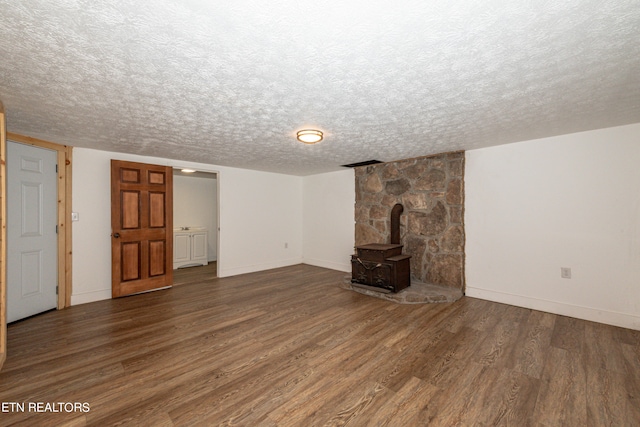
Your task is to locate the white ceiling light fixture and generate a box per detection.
[296,129,323,144]
[181,168,196,173]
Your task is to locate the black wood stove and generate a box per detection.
[351,204,411,293]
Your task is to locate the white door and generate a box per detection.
[7,141,58,322]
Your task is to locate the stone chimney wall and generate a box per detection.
[354,152,465,291]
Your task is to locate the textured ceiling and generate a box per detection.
[1,1,639,176]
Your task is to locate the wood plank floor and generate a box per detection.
[1,264,639,426]
[172,262,217,286]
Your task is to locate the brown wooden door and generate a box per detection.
[111,160,173,298]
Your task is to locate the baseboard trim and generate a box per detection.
[71,289,112,306]
[466,286,640,331]
[302,257,350,273]
[218,258,304,278]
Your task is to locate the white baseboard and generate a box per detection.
[302,257,351,273]
[218,257,304,278]
[466,286,640,331]
[71,289,112,306]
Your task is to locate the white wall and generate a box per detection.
[173,174,218,261]
[218,166,303,277]
[71,147,303,305]
[465,123,640,330]
[302,169,355,272]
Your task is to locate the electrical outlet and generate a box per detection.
[561,267,571,279]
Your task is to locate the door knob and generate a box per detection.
[113,232,120,238]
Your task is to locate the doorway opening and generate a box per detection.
[172,168,219,286]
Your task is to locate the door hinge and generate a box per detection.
[56,164,59,173]
[56,285,59,295]
[56,224,58,234]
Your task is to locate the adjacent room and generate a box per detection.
[0,1,639,425]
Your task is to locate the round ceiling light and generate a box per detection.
[296,129,323,144]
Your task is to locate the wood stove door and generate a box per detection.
[351,257,395,292]
[351,256,368,284]
[371,263,392,290]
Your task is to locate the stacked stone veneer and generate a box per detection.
[354,152,465,291]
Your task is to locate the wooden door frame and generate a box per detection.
[1,101,6,369]
[6,132,73,310]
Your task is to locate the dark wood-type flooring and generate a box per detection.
[1,264,639,426]
[172,262,217,286]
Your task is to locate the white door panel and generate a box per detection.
[20,250,43,296]
[7,141,58,322]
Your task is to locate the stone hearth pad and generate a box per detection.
[340,276,462,304]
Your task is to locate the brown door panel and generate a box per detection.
[111,160,173,298]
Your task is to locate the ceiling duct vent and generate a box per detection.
[341,160,383,168]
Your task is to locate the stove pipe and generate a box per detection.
[390,203,403,245]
